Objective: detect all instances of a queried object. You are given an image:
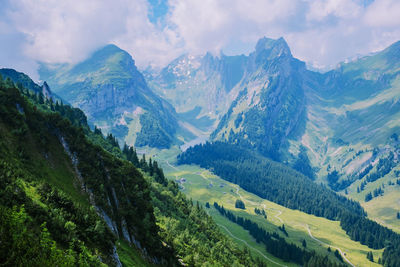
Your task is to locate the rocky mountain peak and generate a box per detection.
[41,81,52,99]
[68,44,139,80]
[253,37,292,65]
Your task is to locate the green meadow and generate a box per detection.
[146,146,384,267]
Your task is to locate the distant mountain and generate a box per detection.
[205,37,400,215]
[293,40,400,185]
[153,37,400,191]
[210,37,309,160]
[39,44,178,148]
[145,52,248,134]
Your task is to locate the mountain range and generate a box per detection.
[38,36,400,223]
[147,37,400,184]
[2,35,400,266]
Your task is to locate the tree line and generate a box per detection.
[178,141,400,266]
[213,202,345,266]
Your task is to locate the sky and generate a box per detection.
[1,0,400,80]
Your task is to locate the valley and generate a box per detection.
[141,146,384,267]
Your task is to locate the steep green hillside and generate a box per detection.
[288,40,400,173]
[0,73,175,266]
[39,45,178,149]
[0,72,263,266]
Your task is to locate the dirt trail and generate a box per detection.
[165,160,180,171]
[236,186,284,224]
[304,224,355,267]
[167,160,356,266]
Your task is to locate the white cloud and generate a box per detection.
[3,0,181,73]
[306,0,362,22]
[167,0,300,55]
[166,0,400,70]
[364,0,400,27]
[9,1,124,63]
[0,0,400,79]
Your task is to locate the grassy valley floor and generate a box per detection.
[142,146,384,267]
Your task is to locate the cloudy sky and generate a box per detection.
[1,0,400,79]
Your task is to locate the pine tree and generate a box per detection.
[261,209,267,219]
[334,249,343,262]
[122,143,129,156]
[140,154,147,170]
[367,251,374,262]
[38,92,44,104]
[235,199,245,209]
[132,148,139,166]
[149,158,154,176]
[365,192,373,202]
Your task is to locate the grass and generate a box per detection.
[0,120,89,207]
[117,240,157,267]
[151,146,384,267]
[208,207,297,267]
[347,166,400,234]
[124,108,143,146]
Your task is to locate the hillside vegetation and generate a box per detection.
[178,141,400,266]
[0,73,261,266]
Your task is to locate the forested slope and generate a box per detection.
[178,141,400,266]
[0,73,260,266]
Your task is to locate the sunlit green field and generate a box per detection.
[346,166,400,234]
[146,146,384,267]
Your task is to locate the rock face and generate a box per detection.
[211,37,400,177]
[145,37,310,158]
[148,37,400,187]
[39,45,178,148]
[41,81,53,99]
[145,52,248,134]
[209,37,308,160]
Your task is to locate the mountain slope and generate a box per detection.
[39,45,178,148]
[287,40,400,185]
[0,68,57,100]
[0,73,175,265]
[0,71,262,266]
[209,37,308,160]
[201,37,400,233]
